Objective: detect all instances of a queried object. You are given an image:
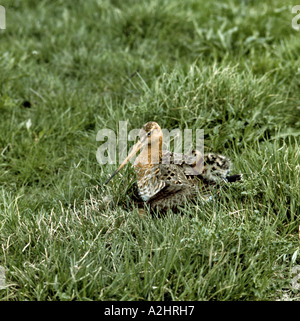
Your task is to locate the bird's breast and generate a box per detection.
[133,163,165,201]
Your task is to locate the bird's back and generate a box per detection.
[134,151,240,212]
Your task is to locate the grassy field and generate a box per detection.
[0,0,299,300]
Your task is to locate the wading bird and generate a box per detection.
[105,121,242,212]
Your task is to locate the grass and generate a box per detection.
[0,0,299,300]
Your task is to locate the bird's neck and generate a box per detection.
[137,137,162,166]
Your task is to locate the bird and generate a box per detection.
[105,121,242,212]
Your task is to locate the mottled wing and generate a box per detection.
[146,163,195,202]
[162,150,204,175]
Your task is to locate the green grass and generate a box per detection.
[0,0,299,300]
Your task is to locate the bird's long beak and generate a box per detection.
[104,138,144,185]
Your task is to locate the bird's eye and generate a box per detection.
[147,132,151,136]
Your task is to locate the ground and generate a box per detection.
[0,0,299,300]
